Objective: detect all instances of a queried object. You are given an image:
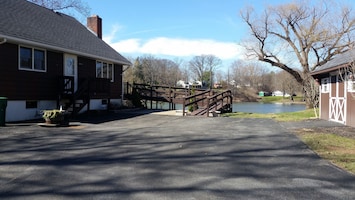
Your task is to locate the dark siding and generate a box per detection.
[0,43,123,101]
[0,43,63,100]
[78,57,95,80]
[111,64,123,99]
[77,57,123,99]
[0,43,17,99]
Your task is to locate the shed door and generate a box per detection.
[329,74,346,124]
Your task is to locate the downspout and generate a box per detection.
[0,38,7,44]
[121,65,131,106]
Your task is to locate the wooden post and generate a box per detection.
[169,87,172,110]
[150,85,153,109]
[173,89,176,110]
[230,92,233,112]
[221,92,224,109]
[206,97,210,117]
[182,98,186,116]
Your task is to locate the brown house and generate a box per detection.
[311,49,355,127]
[0,0,131,122]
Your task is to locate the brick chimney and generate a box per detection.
[87,15,102,39]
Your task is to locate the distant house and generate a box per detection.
[272,90,290,97]
[176,80,191,88]
[311,49,355,127]
[191,81,203,88]
[0,0,131,122]
[176,80,203,89]
[214,83,222,89]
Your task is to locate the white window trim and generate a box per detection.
[18,45,47,72]
[96,60,114,82]
[321,77,330,93]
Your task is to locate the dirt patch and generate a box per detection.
[327,146,355,154]
[308,126,355,139]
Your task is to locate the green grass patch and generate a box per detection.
[297,132,355,174]
[272,109,317,121]
[260,96,285,103]
[260,96,304,103]
[223,109,317,122]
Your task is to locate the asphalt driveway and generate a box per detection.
[0,111,354,199]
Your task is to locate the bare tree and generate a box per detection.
[129,56,184,86]
[122,57,136,84]
[259,71,275,92]
[156,59,182,86]
[214,70,225,87]
[28,0,90,17]
[241,0,355,108]
[230,60,269,89]
[274,71,302,97]
[140,55,159,85]
[189,55,222,88]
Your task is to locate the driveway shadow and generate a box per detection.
[0,116,354,199]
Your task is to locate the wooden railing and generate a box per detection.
[59,76,74,95]
[124,82,206,109]
[59,76,110,97]
[182,90,212,116]
[124,82,233,117]
[206,90,233,117]
[182,89,233,117]
[59,76,111,115]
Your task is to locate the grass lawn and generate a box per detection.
[223,108,317,122]
[259,96,304,103]
[295,130,355,174]
[223,109,355,174]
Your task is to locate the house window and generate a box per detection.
[96,61,114,82]
[321,78,329,93]
[19,46,46,72]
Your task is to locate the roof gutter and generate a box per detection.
[310,63,349,76]
[0,34,132,66]
[0,37,7,44]
[122,65,130,72]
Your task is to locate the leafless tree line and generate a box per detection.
[123,55,302,98]
[229,60,302,95]
[124,55,223,88]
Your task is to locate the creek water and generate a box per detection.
[146,101,306,114]
[232,102,306,114]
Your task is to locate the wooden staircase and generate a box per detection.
[182,90,233,117]
[59,76,89,116]
[190,102,223,116]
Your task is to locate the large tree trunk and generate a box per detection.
[302,74,319,109]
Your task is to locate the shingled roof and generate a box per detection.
[0,0,131,65]
[311,49,355,75]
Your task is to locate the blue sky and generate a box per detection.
[84,0,280,66]
[85,0,354,69]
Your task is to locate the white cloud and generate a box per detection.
[105,37,245,60]
[102,24,123,44]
